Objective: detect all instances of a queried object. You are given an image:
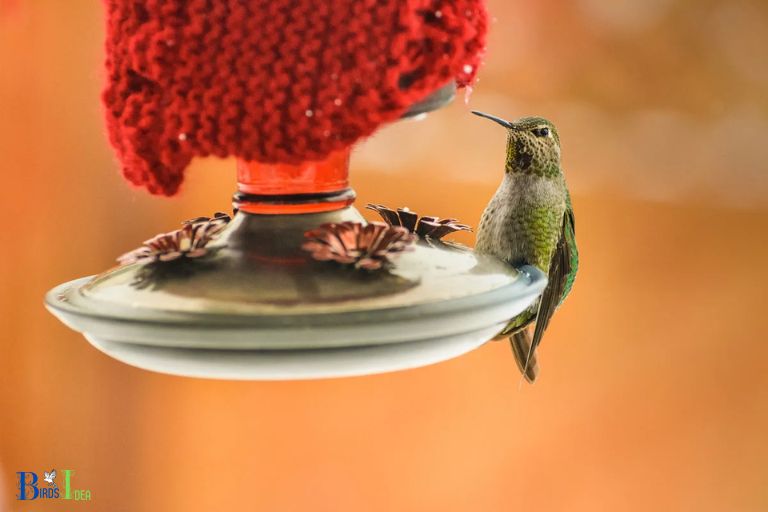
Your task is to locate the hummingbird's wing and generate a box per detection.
[529,207,577,357]
[50,469,56,480]
[559,194,579,303]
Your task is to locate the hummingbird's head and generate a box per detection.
[472,111,561,177]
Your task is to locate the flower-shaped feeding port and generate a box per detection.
[303,222,416,270]
[114,213,231,291]
[118,212,231,265]
[366,204,472,240]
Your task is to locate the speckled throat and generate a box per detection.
[505,136,561,178]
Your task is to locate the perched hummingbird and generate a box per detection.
[472,111,578,383]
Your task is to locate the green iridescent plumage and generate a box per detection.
[473,112,578,383]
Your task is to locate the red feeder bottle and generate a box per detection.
[234,148,354,215]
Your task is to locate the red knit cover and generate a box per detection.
[103,0,488,196]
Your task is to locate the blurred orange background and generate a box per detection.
[2,0,767,510]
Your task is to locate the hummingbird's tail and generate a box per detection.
[510,329,539,383]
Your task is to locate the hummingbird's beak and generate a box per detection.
[471,110,514,129]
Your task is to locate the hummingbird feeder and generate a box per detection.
[45,0,546,379]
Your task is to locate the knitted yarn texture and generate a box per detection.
[103,0,488,195]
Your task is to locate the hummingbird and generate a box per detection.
[472,111,578,383]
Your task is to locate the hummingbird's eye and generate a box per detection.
[533,127,550,137]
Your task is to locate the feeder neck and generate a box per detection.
[233,148,355,214]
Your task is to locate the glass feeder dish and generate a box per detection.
[45,84,547,380]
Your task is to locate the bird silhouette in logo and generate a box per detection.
[43,469,57,489]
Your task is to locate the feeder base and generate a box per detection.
[83,326,501,380]
[45,207,546,379]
